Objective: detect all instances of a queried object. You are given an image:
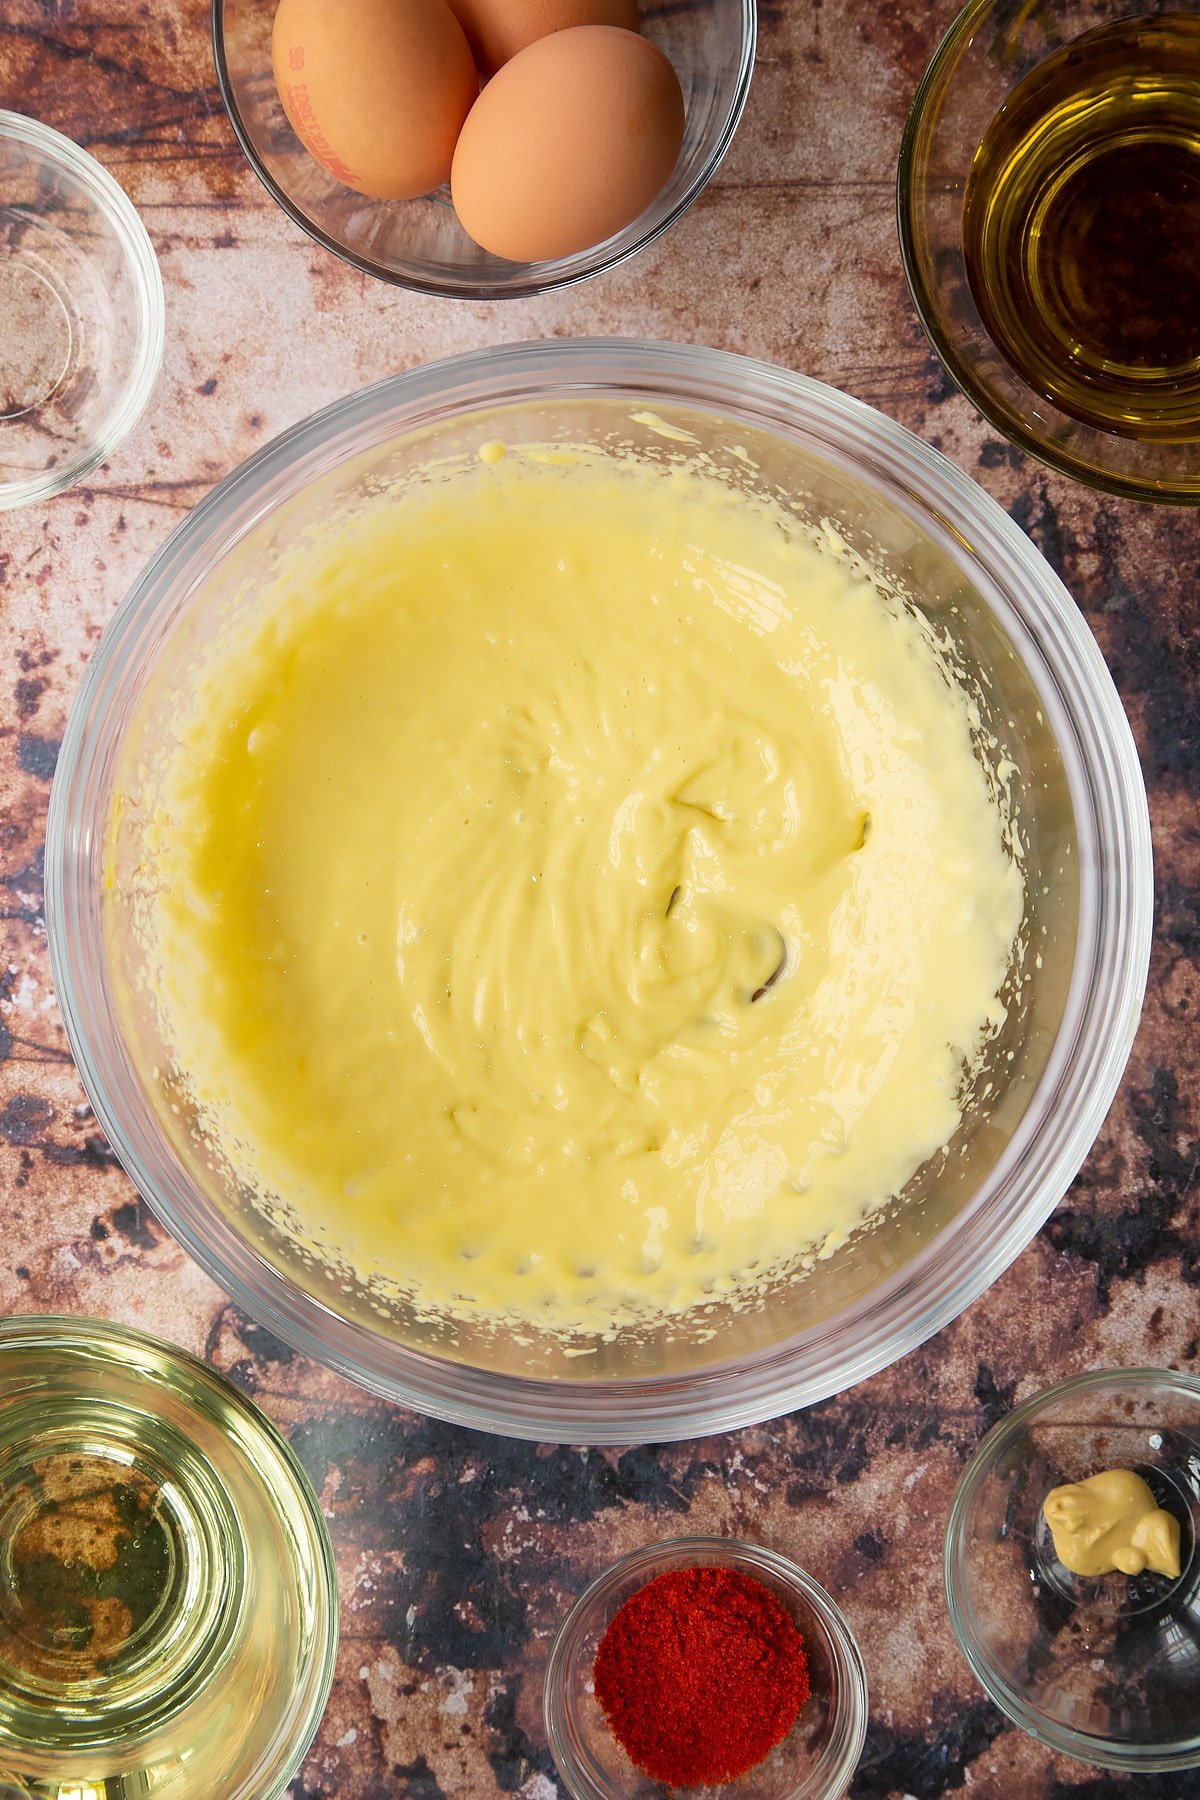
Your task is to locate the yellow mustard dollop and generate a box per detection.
[133,444,1023,1332]
[1043,1470,1183,1579]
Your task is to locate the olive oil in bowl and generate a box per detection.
[963,14,1200,442]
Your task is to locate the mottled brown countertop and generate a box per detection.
[2,2,1198,1796]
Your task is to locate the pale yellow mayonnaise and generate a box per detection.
[135,443,1023,1333]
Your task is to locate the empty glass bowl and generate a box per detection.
[898,0,1200,502]
[945,1368,1200,1772]
[211,0,755,297]
[0,111,163,511]
[544,1538,868,1800]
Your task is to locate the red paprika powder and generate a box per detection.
[592,1563,811,1787]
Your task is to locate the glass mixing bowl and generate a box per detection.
[212,0,755,298]
[45,340,1152,1443]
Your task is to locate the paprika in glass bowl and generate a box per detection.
[543,1537,868,1800]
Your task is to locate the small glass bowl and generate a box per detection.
[0,111,164,511]
[0,1315,339,1799]
[212,0,756,298]
[544,1537,868,1800]
[897,0,1200,503]
[945,1368,1200,1773]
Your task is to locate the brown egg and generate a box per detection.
[446,0,640,75]
[450,26,685,262]
[272,0,478,200]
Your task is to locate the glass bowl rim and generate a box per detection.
[0,108,165,513]
[0,1310,341,1800]
[944,1364,1200,1772]
[209,0,758,300]
[895,0,1200,506]
[44,336,1154,1443]
[542,1533,869,1800]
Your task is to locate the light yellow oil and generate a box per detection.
[0,1319,337,1800]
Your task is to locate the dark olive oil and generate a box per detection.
[963,14,1200,441]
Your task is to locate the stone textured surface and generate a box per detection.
[2,2,1198,1796]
